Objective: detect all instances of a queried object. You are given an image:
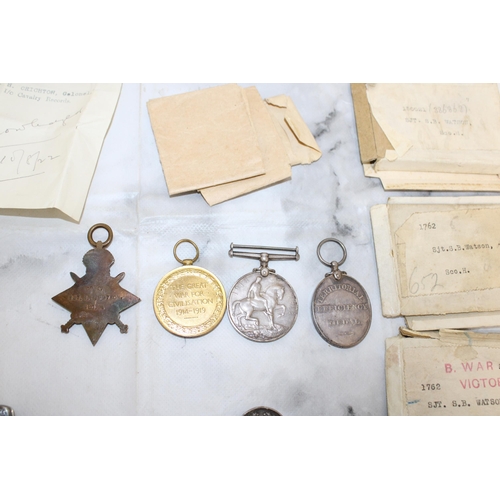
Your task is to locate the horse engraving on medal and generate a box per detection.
[228,244,299,343]
[229,273,298,342]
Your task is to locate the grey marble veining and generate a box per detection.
[0,83,407,416]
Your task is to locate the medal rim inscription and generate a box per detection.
[228,271,298,343]
[312,274,372,349]
[153,265,227,338]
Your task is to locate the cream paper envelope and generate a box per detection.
[0,83,121,222]
[200,87,292,206]
[371,196,500,323]
[147,84,266,196]
[406,311,500,332]
[265,95,322,166]
[351,83,393,165]
[363,162,500,192]
[353,83,500,177]
[386,329,500,416]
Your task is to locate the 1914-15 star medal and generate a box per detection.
[52,224,140,346]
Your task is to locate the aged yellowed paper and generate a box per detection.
[200,87,291,206]
[147,84,266,196]
[372,196,500,323]
[265,95,322,166]
[0,83,121,222]
[406,311,500,331]
[387,330,500,416]
[363,162,500,192]
[366,83,500,174]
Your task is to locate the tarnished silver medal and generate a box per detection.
[0,405,14,416]
[312,239,372,348]
[228,244,299,343]
[244,407,282,416]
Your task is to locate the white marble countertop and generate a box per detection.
[0,83,410,416]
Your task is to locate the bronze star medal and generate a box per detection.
[52,224,140,346]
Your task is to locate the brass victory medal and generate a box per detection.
[153,240,226,338]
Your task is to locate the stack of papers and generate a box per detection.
[352,83,500,191]
[371,196,500,331]
[147,84,322,205]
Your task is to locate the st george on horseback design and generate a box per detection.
[227,244,299,343]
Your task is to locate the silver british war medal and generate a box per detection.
[312,238,372,348]
[228,244,299,342]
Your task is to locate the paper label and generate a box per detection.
[396,207,500,298]
[387,335,500,416]
[366,83,500,155]
[386,204,500,316]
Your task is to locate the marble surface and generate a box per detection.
[0,83,408,416]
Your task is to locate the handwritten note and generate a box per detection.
[0,83,121,221]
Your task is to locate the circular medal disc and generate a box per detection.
[154,265,226,338]
[228,272,298,343]
[312,274,372,348]
[244,407,282,416]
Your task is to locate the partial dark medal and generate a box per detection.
[244,407,282,416]
[312,238,372,348]
[52,224,141,346]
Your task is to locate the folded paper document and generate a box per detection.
[200,91,321,206]
[352,83,500,191]
[148,84,322,205]
[372,196,500,330]
[199,87,292,206]
[147,84,266,196]
[387,328,500,416]
[0,83,122,222]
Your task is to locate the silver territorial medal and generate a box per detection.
[312,239,372,348]
[228,244,299,343]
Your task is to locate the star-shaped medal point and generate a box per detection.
[52,225,140,346]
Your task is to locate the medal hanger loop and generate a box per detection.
[229,243,300,277]
[317,238,347,281]
[174,239,200,266]
[88,223,113,249]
